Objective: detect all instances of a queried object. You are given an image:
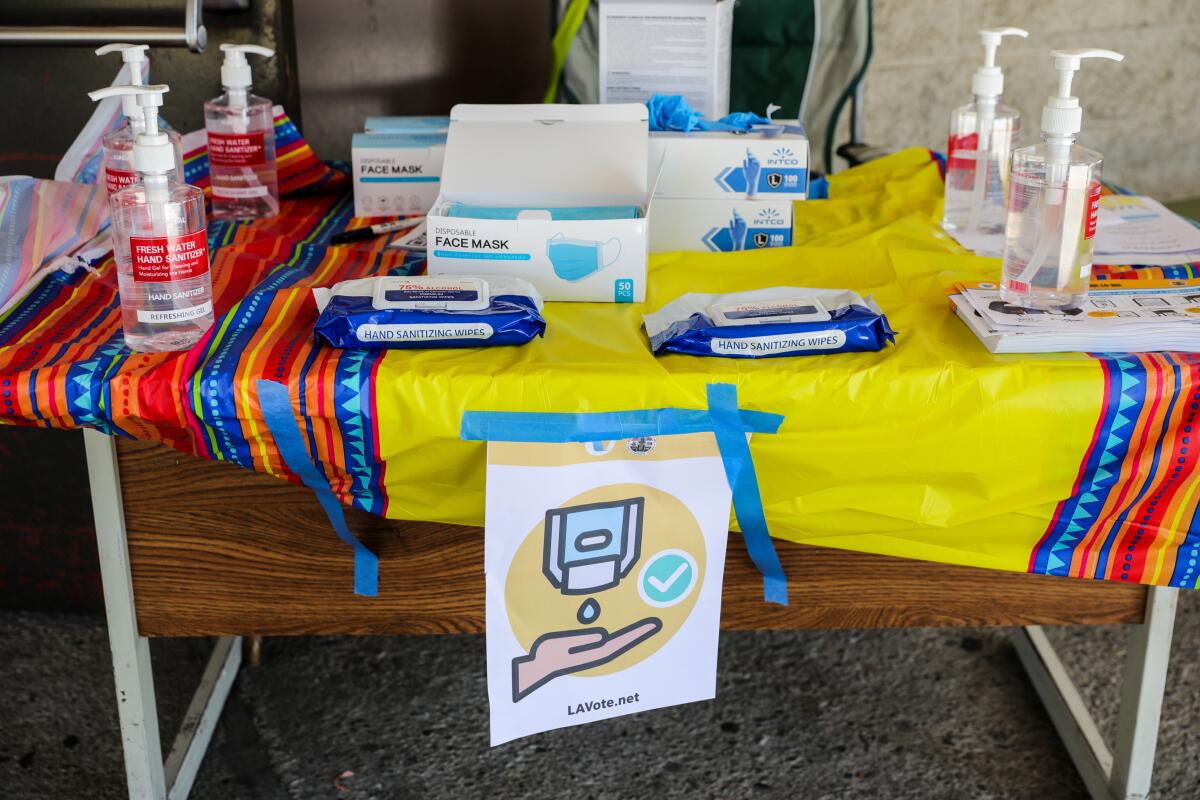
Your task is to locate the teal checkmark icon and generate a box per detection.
[639,550,697,607]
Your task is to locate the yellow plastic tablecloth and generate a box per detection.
[369,148,1195,586]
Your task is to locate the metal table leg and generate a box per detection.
[85,429,242,800]
[1014,586,1178,800]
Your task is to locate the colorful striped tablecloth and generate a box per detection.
[2,146,1200,590]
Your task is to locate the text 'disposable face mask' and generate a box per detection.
[546,233,622,282]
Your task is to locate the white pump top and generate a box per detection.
[1041,48,1125,138]
[96,43,150,122]
[87,84,174,175]
[971,27,1028,99]
[219,43,274,89]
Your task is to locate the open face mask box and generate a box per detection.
[426,104,652,302]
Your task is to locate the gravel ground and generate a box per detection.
[2,593,1198,799]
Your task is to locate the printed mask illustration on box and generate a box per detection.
[546,233,623,282]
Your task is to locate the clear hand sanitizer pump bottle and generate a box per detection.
[95,43,184,196]
[88,84,215,353]
[943,27,1028,236]
[1001,49,1124,310]
[204,43,279,220]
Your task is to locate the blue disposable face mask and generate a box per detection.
[546,233,622,281]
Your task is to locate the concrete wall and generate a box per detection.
[289,0,1197,200]
[864,0,1200,200]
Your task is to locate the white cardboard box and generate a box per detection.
[650,197,793,253]
[649,123,810,200]
[598,0,734,119]
[351,132,446,218]
[427,104,650,303]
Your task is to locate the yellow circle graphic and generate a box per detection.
[504,482,706,678]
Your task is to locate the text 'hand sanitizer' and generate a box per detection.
[943,27,1028,236]
[1001,49,1124,310]
[88,84,215,353]
[204,43,279,220]
[95,43,184,196]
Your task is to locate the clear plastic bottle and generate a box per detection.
[1000,142,1102,309]
[95,43,185,196]
[110,179,214,351]
[944,101,1020,234]
[90,83,214,352]
[942,28,1027,236]
[1000,49,1124,310]
[204,43,279,220]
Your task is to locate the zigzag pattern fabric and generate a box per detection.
[3,145,1200,589]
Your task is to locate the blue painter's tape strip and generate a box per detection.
[460,406,783,442]
[707,383,788,606]
[461,388,787,605]
[257,379,379,596]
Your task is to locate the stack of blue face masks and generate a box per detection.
[313,275,546,349]
[443,202,641,221]
[643,287,896,358]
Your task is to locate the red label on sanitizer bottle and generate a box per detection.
[1084,182,1102,240]
[207,131,267,167]
[105,167,137,196]
[129,229,210,283]
[947,132,979,174]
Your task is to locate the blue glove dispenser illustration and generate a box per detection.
[546,232,622,282]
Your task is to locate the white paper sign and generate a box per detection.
[1093,195,1200,266]
[484,433,732,745]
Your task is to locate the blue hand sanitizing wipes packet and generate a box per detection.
[313,275,546,349]
[643,287,896,358]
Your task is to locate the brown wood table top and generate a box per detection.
[115,439,1148,638]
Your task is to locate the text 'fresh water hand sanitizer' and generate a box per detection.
[88,84,214,353]
[943,27,1028,236]
[95,43,184,196]
[204,43,279,220]
[1001,49,1124,310]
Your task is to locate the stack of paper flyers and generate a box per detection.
[951,279,1200,353]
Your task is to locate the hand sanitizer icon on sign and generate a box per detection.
[543,498,644,623]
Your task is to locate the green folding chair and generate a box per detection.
[547,0,878,174]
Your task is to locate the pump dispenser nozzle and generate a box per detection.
[88,84,174,176]
[1041,49,1124,139]
[96,43,151,122]
[218,43,275,89]
[972,27,1028,99]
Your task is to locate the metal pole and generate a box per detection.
[1109,586,1178,800]
[84,429,167,800]
[0,0,206,51]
